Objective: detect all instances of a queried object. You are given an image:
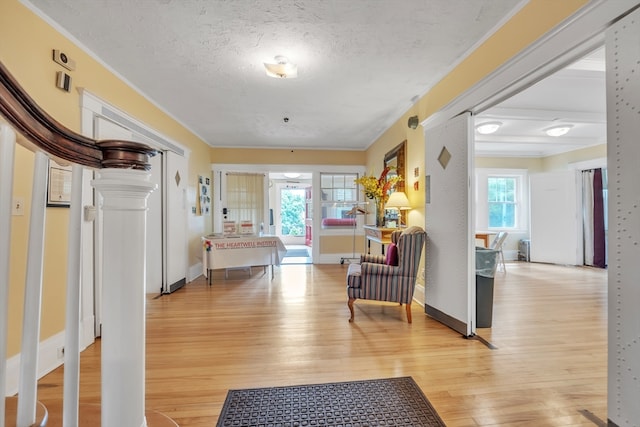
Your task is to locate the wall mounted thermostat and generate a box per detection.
[56,71,71,92]
[52,49,76,71]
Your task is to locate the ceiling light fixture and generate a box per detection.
[264,55,298,79]
[475,121,502,135]
[545,124,573,137]
[283,172,301,179]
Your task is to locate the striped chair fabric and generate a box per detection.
[347,226,426,323]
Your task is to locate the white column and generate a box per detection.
[63,164,84,427]
[92,169,155,427]
[17,151,48,427]
[0,125,17,427]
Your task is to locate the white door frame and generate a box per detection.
[80,90,189,340]
[212,163,365,264]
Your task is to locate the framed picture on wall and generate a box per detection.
[47,159,72,207]
[198,175,211,215]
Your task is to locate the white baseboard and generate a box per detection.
[5,331,65,397]
[315,253,362,264]
[504,249,518,261]
[413,284,425,307]
[82,315,96,349]
[4,319,95,397]
[188,262,204,282]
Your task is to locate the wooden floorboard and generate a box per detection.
[35,261,607,426]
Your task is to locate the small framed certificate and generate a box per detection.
[47,159,72,207]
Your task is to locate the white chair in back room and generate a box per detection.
[490,231,509,272]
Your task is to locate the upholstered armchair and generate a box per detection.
[346,226,426,323]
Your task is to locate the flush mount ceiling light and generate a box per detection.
[283,172,301,179]
[264,55,298,79]
[475,121,502,135]
[545,124,573,137]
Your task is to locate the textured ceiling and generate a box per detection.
[24,0,523,151]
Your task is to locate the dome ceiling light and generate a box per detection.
[475,121,502,135]
[545,124,573,137]
[264,55,298,79]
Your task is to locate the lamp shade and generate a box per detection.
[386,191,410,210]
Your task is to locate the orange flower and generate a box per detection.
[354,166,402,204]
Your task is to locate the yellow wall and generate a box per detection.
[211,147,365,165]
[541,144,606,171]
[475,156,544,172]
[417,0,589,124]
[1,0,213,356]
[476,143,607,173]
[367,0,590,231]
[320,235,365,255]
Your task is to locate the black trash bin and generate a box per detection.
[475,247,499,328]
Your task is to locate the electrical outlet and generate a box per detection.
[12,197,24,216]
[416,267,426,285]
[57,346,64,359]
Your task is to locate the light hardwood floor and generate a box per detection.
[36,262,607,426]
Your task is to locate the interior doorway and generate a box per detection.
[269,172,312,264]
[278,187,305,244]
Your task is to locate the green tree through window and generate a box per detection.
[281,189,305,236]
[488,176,516,228]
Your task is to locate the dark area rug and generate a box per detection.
[216,376,446,426]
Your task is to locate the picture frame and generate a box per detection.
[47,159,72,207]
[197,175,211,215]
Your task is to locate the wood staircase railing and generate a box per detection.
[0,60,177,426]
[0,62,153,170]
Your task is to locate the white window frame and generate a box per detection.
[476,168,529,232]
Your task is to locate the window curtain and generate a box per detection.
[226,173,265,230]
[592,168,606,268]
[582,168,606,268]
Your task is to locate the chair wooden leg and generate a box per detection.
[348,298,356,322]
[406,303,412,324]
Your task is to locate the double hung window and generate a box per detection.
[320,173,358,221]
[476,169,528,231]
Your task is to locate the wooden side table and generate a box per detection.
[475,232,495,248]
[363,225,396,254]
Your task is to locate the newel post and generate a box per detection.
[92,167,155,427]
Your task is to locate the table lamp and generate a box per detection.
[385,191,411,227]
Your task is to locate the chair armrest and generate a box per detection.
[360,254,386,264]
[361,262,399,277]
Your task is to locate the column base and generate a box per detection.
[4,396,48,426]
[78,404,179,426]
[35,402,179,426]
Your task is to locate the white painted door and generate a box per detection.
[424,112,475,336]
[529,171,581,265]
[163,151,188,292]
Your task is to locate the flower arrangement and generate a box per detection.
[354,166,402,226]
[203,239,212,252]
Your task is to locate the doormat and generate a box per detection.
[216,376,446,426]
[284,249,309,258]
